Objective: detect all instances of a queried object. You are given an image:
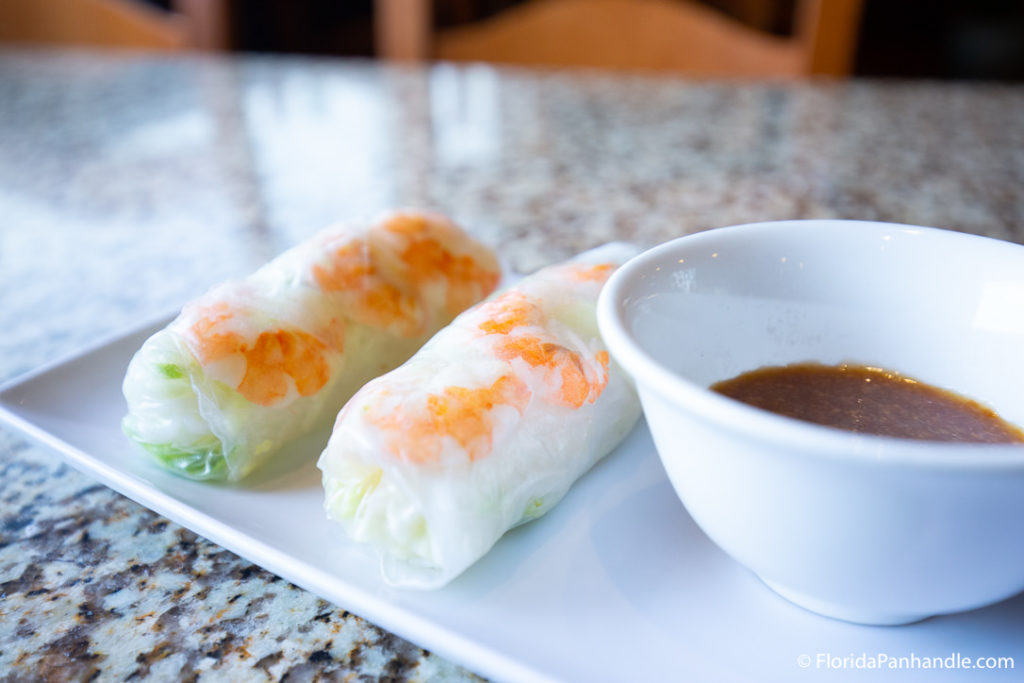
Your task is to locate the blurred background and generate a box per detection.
[0,0,1022,80]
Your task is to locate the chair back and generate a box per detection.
[377,0,864,77]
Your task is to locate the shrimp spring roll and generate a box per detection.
[318,243,642,588]
[122,210,501,482]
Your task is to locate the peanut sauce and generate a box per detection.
[711,363,1024,443]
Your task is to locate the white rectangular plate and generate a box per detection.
[2,318,1023,682]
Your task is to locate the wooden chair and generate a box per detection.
[375,0,863,77]
[0,0,229,50]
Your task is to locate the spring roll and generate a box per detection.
[318,243,642,588]
[122,210,501,482]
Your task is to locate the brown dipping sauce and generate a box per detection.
[711,363,1024,443]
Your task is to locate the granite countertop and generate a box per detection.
[1,49,1023,681]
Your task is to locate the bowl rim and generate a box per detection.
[597,219,1024,471]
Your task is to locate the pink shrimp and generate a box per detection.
[185,302,334,408]
[475,288,610,408]
[370,375,531,464]
[311,238,423,336]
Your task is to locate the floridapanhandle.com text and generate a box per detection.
[796,652,1015,671]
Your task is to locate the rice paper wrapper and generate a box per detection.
[122,210,501,482]
[318,243,643,588]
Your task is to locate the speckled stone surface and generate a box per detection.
[1,49,1023,681]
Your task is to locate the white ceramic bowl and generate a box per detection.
[598,220,1024,625]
